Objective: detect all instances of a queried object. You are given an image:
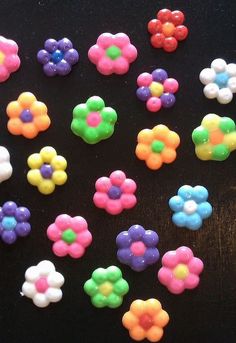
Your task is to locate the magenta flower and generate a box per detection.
[93,170,137,215]
[0,36,21,83]
[47,214,92,259]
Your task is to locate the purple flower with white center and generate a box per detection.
[0,201,31,244]
[116,225,159,272]
[37,38,79,77]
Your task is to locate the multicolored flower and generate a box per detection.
[47,214,92,259]
[116,225,159,272]
[0,35,20,83]
[93,170,137,215]
[71,96,117,144]
[84,266,129,308]
[158,246,204,294]
[27,146,67,195]
[192,113,236,161]
[88,32,137,75]
[0,146,12,183]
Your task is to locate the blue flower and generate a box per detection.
[169,185,212,230]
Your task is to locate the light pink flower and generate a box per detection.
[0,36,21,83]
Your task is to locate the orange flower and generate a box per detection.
[122,299,169,342]
[6,92,51,139]
[135,124,180,170]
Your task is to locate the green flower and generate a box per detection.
[84,266,129,308]
[71,96,117,144]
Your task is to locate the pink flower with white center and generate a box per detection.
[88,32,137,75]
[47,214,92,258]
[0,36,21,83]
[157,246,204,294]
[93,170,137,215]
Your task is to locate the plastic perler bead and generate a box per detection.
[199,58,236,104]
[122,299,169,342]
[135,124,180,170]
[88,32,137,75]
[27,146,67,195]
[116,225,159,272]
[22,260,64,308]
[37,38,79,76]
[158,246,204,294]
[192,113,236,161]
[71,96,117,144]
[0,36,20,82]
[0,201,31,244]
[84,266,129,308]
[6,92,51,139]
[0,146,12,183]
[148,9,188,52]
[169,185,212,230]
[136,68,179,112]
[47,214,92,258]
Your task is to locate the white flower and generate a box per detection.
[199,58,236,104]
[22,260,64,308]
[0,146,12,183]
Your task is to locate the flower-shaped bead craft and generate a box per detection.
[192,114,236,161]
[47,214,92,259]
[116,225,159,272]
[88,33,137,75]
[22,260,64,308]
[0,36,21,82]
[122,299,169,342]
[0,201,31,244]
[84,266,129,308]
[135,124,180,170]
[71,96,117,144]
[0,146,12,183]
[148,9,188,52]
[27,146,67,195]
[136,68,179,112]
[158,246,204,294]
[6,92,51,139]
[37,38,79,76]
[169,185,212,230]
[199,58,236,104]
[93,170,137,215]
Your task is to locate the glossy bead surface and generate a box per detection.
[0,146,12,183]
[0,35,20,82]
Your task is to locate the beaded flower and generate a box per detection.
[116,225,159,272]
[0,201,31,244]
[122,299,169,342]
[84,266,129,308]
[88,32,137,75]
[136,68,179,112]
[47,214,92,259]
[199,58,236,104]
[27,146,67,195]
[148,9,188,52]
[93,170,137,215]
[192,113,236,161]
[0,35,21,82]
[71,96,117,144]
[0,146,12,183]
[158,246,204,294]
[169,185,212,230]
[22,260,64,308]
[135,124,180,170]
[37,38,79,76]
[6,92,51,139]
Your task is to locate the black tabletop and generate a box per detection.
[0,1,236,342]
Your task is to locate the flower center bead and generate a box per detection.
[173,264,189,280]
[149,82,164,97]
[130,241,146,256]
[139,314,153,330]
[86,112,102,127]
[108,186,122,199]
[2,216,17,230]
[35,277,49,293]
[215,72,229,88]
[162,22,175,37]
[62,228,77,244]
[99,282,113,296]
[151,140,165,153]
[183,200,197,215]
[20,109,33,123]
[106,45,121,60]
[51,49,64,64]
[0,51,5,65]
[210,129,224,145]
[40,164,54,179]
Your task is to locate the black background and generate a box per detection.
[0,0,236,342]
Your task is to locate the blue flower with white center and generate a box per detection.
[169,185,212,230]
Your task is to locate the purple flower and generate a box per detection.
[37,38,79,77]
[116,225,159,272]
[0,201,31,244]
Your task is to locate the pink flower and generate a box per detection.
[0,36,21,83]
[47,214,92,259]
[93,170,137,215]
[157,246,204,294]
[88,33,137,75]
